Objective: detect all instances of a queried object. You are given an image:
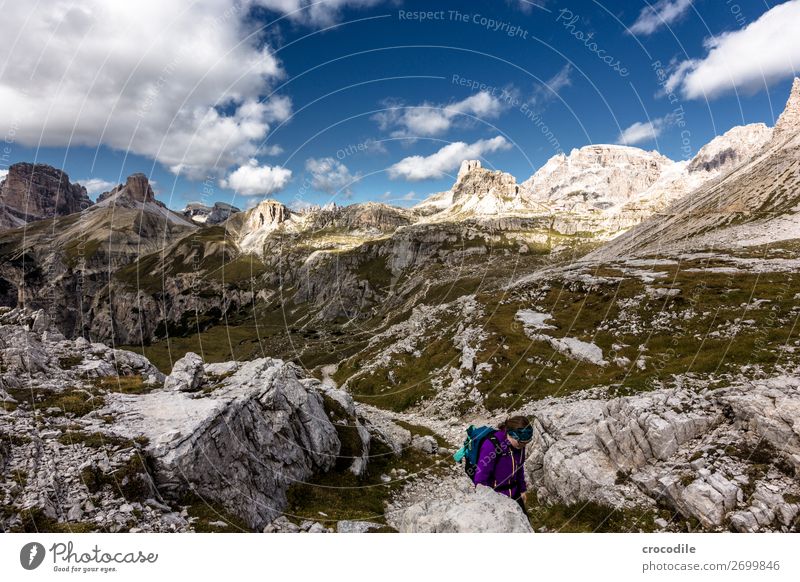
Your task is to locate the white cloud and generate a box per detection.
[388,136,512,181]
[0,1,294,179]
[374,91,506,138]
[529,64,572,108]
[665,0,800,99]
[263,144,285,156]
[617,115,673,145]
[254,0,388,26]
[0,169,8,181]
[629,0,693,36]
[305,157,360,196]
[79,178,117,197]
[220,159,292,196]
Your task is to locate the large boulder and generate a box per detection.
[398,480,533,533]
[164,352,205,392]
[104,358,341,530]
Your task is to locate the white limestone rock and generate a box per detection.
[164,352,205,392]
[398,481,532,533]
[104,357,341,530]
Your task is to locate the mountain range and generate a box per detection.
[1,79,799,534]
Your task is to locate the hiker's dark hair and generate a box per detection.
[498,415,531,431]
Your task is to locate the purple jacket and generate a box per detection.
[473,430,527,499]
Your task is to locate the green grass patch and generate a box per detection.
[5,386,104,417]
[10,507,98,533]
[346,333,461,412]
[285,437,448,528]
[526,495,661,533]
[179,492,252,532]
[57,430,145,450]
[93,375,154,394]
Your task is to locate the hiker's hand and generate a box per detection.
[521,492,527,504]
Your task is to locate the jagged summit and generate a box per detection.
[245,199,291,231]
[415,159,537,218]
[774,77,800,139]
[91,172,193,227]
[97,173,156,206]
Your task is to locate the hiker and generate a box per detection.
[472,416,533,514]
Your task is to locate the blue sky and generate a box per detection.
[1,0,798,211]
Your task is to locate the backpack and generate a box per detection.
[453,425,507,480]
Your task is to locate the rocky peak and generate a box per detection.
[774,77,800,139]
[97,173,156,205]
[451,161,520,205]
[244,199,291,232]
[457,159,481,182]
[0,162,92,227]
[415,158,534,217]
[123,173,156,203]
[688,123,773,174]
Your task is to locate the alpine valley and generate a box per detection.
[2,80,800,534]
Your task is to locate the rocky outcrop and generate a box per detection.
[416,160,538,218]
[97,173,155,205]
[397,479,533,533]
[0,163,92,229]
[521,375,800,531]
[234,200,293,254]
[0,307,164,390]
[304,202,413,232]
[245,199,289,230]
[0,309,369,532]
[687,123,772,174]
[104,357,342,530]
[524,145,674,214]
[774,77,800,140]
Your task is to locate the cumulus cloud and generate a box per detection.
[0,1,295,179]
[665,0,800,99]
[629,0,693,36]
[617,115,673,145]
[255,0,389,26]
[220,159,292,196]
[79,178,117,197]
[0,169,8,181]
[374,91,506,138]
[305,157,361,196]
[388,136,512,181]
